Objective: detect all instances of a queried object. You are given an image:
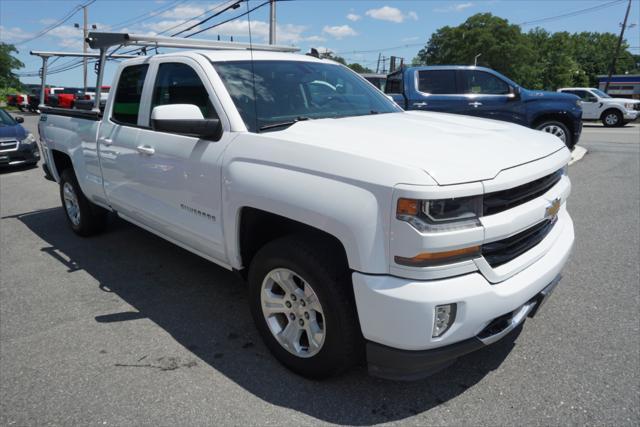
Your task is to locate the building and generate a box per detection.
[598,74,640,99]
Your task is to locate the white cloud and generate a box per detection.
[346,13,361,22]
[0,26,34,43]
[365,6,417,23]
[434,2,474,12]
[305,35,326,43]
[160,5,205,19]
[322,25,357,39]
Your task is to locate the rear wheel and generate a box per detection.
[248,234,361,379]
[536,120,573,149]
[601,109,623,127]
[59,169,107,236]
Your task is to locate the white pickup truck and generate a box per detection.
[558,87,639,127]
[37,33,574,380]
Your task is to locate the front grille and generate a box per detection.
[0,140,18,152]
[482,219,555,267]
[634,104,640,111]
[483,169,562,216]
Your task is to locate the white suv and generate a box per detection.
[558,87,639,127]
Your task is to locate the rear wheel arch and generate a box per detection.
[51,149,73,178]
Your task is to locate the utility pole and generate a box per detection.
[376,52,381,74]
[269,0,276,45]
[82,5,88,93]
[381,56,387,74]
[604,0,631,93]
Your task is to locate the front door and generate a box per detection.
[132,58,234,261]
[457,70,525,125]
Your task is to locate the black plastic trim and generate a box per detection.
[367,338,485,381]
[40,106,101,121]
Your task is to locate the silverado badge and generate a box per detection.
[545,198,561,220]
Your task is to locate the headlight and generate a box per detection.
[576,99,581,108]
[624,103,635,109]
[397,196,482,233]
[20,133,36,146]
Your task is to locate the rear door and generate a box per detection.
[457,69,525,124]
[410,69,465,113]
[562,89,599,119]
[98,62,150,216]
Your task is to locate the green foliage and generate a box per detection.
[0,43,24,89]
[347,63,373,73]
[319,51,347,65]
[414,13,638,90]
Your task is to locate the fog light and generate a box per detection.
[433,304,457,337]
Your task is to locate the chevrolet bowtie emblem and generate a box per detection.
[545,198,561,219]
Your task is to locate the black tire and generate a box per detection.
[535,120,573,150]
[248,234,362,379]
[59,168,108,236]
[601,109,623,127]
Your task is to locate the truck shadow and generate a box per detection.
[10,207,522,425]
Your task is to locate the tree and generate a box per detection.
[347,63,372,73]
[319,50,347,65]
[414,14,536,85]
[0,43,24,89]
[413,13,638,90]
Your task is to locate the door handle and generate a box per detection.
[136,145,155,155]
[413,102,428,107]
[468,101,483,108]
[99,138,113,146]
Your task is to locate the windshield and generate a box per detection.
[592,89,611,98]
[0,109,17,126]
[213,60,401,132]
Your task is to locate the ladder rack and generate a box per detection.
[29,50,140,111]
[85,32,299,53]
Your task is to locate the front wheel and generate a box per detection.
[536,120,573,149]
[248,235,362,379]
[59,169,108,236]
[601,109,623,127]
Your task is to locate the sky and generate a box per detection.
[1,0,639,87]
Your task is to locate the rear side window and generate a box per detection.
[385,73,403,93]
[112,64,148,125]
[417,70,456,94]
[152,62,217,119]
[459,70,510,95]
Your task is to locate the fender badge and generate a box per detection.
[545,198,561,219]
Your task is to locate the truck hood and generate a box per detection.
[524,89,577,102]
[0,123,27,140]
[273,111,566,185]
[604,97,640,105]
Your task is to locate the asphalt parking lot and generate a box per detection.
[1,114,638,426]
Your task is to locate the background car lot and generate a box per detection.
[1,114,638,426]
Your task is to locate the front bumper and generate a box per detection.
[0,144,40,166]
[353,208,574,380]
[623,110,638,121]
[367,276,559,380]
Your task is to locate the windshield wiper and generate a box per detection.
[259,116,310,132]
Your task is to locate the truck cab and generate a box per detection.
[558,87,639,127]
[385,66,583,149]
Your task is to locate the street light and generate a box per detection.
[474,53,482,66]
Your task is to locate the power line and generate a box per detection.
[184,0,271,38]
[109,0,186,30]
[518,0,626,26]
[171,0,243,37]
[15,0,96,46]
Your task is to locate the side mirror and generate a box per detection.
[151,104,222,141]
[509,86,521,100]
[14,116,24,123]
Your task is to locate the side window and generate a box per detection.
[152,62,217,119]
[460,70,510,95]
[577,91,594,101]
[385,73,403,94]
[417,70,456,94]
[112,64,149,125]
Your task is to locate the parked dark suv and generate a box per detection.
[0,109,39,167]
[385,66,582,149]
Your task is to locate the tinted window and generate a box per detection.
[460,70,510,95]
[385,73,403,93]
[112,64,148,125]
[213,60,400,132]
[0,109,17,126]
[417,70,457,94]
[152,62,217,119]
